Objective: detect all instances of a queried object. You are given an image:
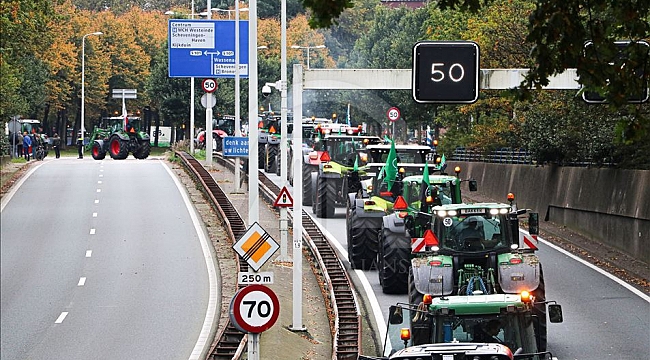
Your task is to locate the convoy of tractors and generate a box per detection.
[217,112,564,360]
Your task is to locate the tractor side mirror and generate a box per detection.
[468,179,477,192]
[548,304,563,323]
[388,306,404,325]
[529,213,539,235]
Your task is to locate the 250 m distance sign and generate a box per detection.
[412,41,480,104]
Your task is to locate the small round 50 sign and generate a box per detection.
[387,107,400,123]
[229,284,279,334]
[202,78,217,93]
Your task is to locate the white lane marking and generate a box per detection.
[94,200,100,204]
[96,189,101,193]
[86,250,92,257]
[100,169,104,172]
[78,277,86,286]
[525,230,650,303]
[89,229,96,235]
[98,181,102,184]
[161,161,218,360]
[1,161,46,213]
[55,312,68,324]
[99,174,104,177]
[93,212,98,217]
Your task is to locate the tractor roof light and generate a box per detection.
[510,244,519,250]
[393,196,408,210]
[520,290,532,302]
[400,328,411,341]
[433,139,439,146]
[399,167,405,174]
[490,209,499,215]
[426,195,434,203]
[436,156,441,164]
[499,208,509,214]
[363,138,369,144]
[422,294,433,305]
[454,166,461,175]
[507,193,515,202]
[437,210,447,217]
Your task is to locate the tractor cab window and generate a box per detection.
[430,314,539,356]
[436,213,508,252]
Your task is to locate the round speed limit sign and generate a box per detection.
[202,78,218,93]
[229,284,280,334]
[387,107,400,122]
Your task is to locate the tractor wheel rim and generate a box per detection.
[111,140,119,154]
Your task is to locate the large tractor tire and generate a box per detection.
[302,164,314,206]
[266,144,278,173]
[258,145,265,170]
[109,135,129,160]
[314,174,336,218]
[91,142,106,160]
[134,140,150,159]
[275,152,281,176]
[378,223,409,294]
[532,265,547,351]
[347,208,381,270]
[215,136,223,152]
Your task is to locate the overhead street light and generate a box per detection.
[290,44,326,69]
[81,31,103,150]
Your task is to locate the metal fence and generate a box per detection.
[451,147,534,164]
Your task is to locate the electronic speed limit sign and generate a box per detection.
[412,41,479,104]
[229,284,280,334]
[202,78,218,93]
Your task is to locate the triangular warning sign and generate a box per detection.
[273,186,293,207]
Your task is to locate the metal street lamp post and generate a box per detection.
[81,31,103,151]
[291,44,326,69]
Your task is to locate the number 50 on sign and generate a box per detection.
[412,41,480,104]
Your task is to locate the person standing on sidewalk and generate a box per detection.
[77,132,83,159]
[52,133,61,158]
[22,131,31,161]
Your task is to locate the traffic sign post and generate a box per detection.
[202,78,217,93]
[168,20,250,78]
[232,222,279,272]
[412,41,480,104]
[582,40,649,104]
[229,284,280,360]
[387,107,400,138]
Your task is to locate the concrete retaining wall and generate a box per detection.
[449,161,650,265]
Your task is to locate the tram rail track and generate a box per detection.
[175,151,361,360]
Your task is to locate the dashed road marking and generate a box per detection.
[55,312,68,324]
[90,229,96,235]
[94,200,99,204]
[86,250,92,257]
[93,212,97,217]
[78,277,86,286]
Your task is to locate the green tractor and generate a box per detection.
[378,197,552,351]
[88,116,150,160]
[257,111,293,174]
[361,292,563,360]
[346,142,475,270]
[310,134,383,218]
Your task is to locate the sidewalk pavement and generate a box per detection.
[203,161,332,360]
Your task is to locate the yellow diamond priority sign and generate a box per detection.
[233,222,279,271]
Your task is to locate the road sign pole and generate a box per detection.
[234,0,242,192]
[206,94,213,168]
[291,64,305,331]
[248,0,259,227]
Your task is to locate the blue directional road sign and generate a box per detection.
[223,136,249,157]
[168,20,249,78]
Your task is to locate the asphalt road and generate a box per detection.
[267,170,650,359]
[1,158,217,360]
